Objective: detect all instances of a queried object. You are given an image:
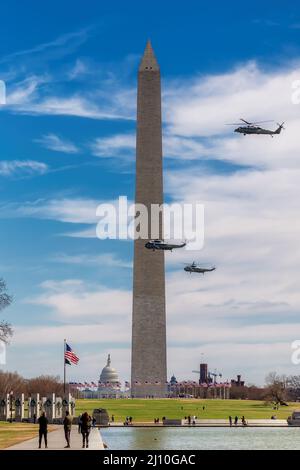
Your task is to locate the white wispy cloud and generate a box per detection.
[91,134,135,158]
[2,28,136,121]
[27,278,131,320]
[7,197,100,223]
[50,252,132,268]
[0,197,136,240]
[35,133,79,154]
[0,28,91,64]
[67,59,90,80]
[7,92,133,120]
[6,75,48,106]
[0,160,48,177]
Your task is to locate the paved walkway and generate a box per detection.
[6,425,104,450]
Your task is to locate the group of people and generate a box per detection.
[38,411,94,449]
[123,416,133,426]
[229,415,247,426]
[186,415,197,425]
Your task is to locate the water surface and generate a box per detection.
[101,426,300,450]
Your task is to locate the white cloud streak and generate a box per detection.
[50,252,132,268]
[0,160,48,177]
[35,133,79,154]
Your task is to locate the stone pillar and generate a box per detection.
[55,396,62,421]
[40,397,47,415]
[44,394,55,423]
[0,394,10,421]
[62,393,71,416]
[15,394,25,422]
[28,393,40,422]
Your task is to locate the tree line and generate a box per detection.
[230,371,300,404]
[0,371,65,396]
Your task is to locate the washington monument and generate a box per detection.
[131,41,167,398]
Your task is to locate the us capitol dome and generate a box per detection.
[98,354,121,397]
[99,354,119,385]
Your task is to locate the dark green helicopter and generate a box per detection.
[227,118,285,136]
[184,262,216,275]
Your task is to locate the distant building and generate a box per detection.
[200,363,208,384]
[168,380,230,399]
[98,354,119,387]
[231,375,245,387]
[170,374,177,386]
[77,354,126,399]
[97,354,122,398]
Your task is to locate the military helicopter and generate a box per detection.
[227,118,285,136]
[184,261,216,274]
[145,239,186,251]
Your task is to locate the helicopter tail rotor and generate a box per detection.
[275,122,285,133]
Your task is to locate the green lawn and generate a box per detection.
[76,398,300,422]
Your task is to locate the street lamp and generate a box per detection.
[9,390,13,423]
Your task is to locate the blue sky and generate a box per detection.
[1,0,300,385]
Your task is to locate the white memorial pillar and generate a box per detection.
[15,394,25,422]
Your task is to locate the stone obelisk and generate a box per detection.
[131,41,167,398]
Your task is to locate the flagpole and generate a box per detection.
[64,338,66,394]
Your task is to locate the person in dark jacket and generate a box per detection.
[38,412,48,449]
[81,412,92,448]
[63,411,73,448]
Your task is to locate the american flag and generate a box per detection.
[65,343,79,365]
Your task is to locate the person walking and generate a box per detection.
[229,416,232,426]
[38,412,48,449]
[242,416,247,426]
[234,416,238,426]
[63,411,73,448]
[81,412,92,448]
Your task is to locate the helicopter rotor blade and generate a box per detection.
[227,119,275,126]
[250,120,274,124]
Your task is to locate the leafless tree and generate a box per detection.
[0,279,13,343]
[285,375,300,401]
[0,372,65,396]
[26,375,64,396]
[264,371,288,406]
[0,371,25,395]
